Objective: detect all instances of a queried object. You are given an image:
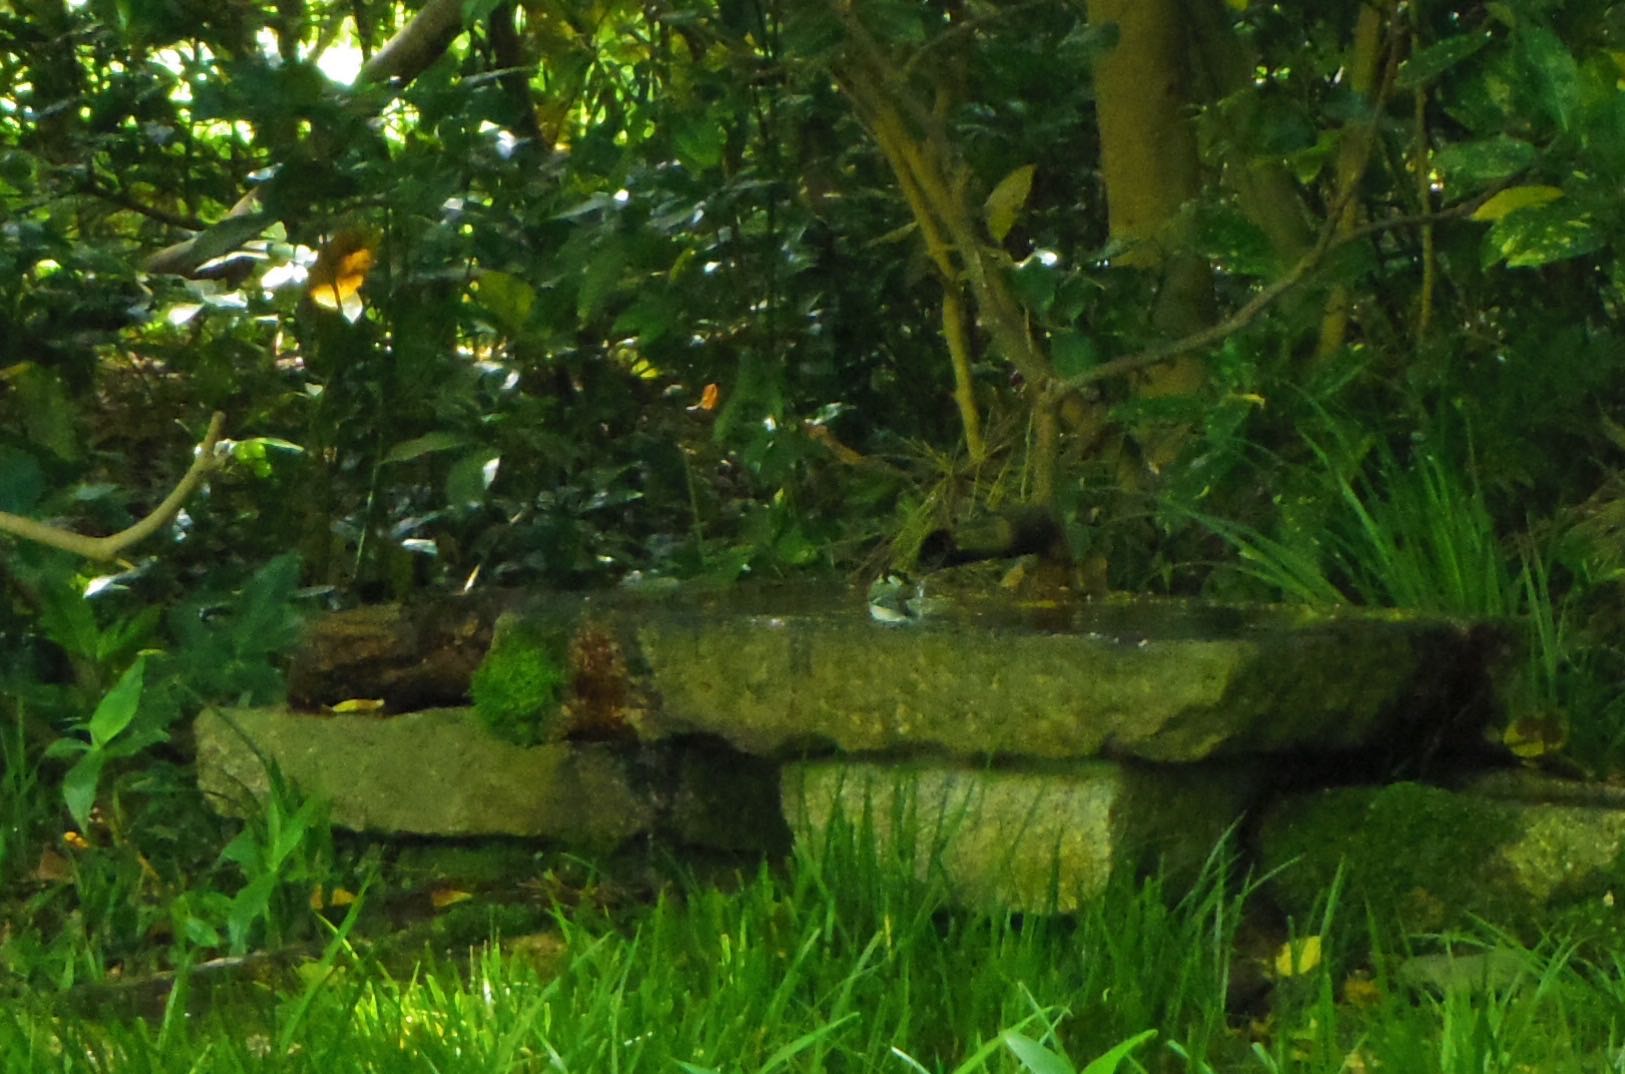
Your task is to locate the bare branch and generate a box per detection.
[1056,198,1488,394]
[0,412,227,561]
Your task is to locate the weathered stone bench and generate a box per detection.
[197,585,1625,931]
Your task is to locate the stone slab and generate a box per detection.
[635,596,1494,763]
[1258,781,1625,935]
[195,707,653,844]
[781,757,1256,913]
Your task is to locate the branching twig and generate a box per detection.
[1056,197,1488,394]
[0,412,227,561]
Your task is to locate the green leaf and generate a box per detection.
[446,449,501,506]
[231,554,304,658]
[228,437,304,478]
[1051,332,1100,378]
[1518,26,1580,129]
[0,445,44,514]
[1079,1030,1158,1074]
[13,364,80,463]
[1009,257,1058,316]
[88,655,147,749]
[674,117,726,173]
[613,291,680,346]
[985,163,1036,243]
[384,431,469,464]
[1003,1032,1076,1074]
[1434,136,1536,184]
[475,270,536,333]
[1471,184,1563,221]
[62,751,107,832]
[226,873,279,955]
[577,238,627,322]
[1399,33,1490,88]
[1485,200,1601,268]
[461,0,505,26]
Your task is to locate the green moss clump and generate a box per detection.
[471,615,570,746]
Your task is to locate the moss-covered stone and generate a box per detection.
[472,613,571,746]
[1259,781,1625,937]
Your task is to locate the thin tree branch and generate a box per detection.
[1057,198,1487,393]
[0,412,227,561]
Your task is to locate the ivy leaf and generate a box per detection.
[985,163,1036,244]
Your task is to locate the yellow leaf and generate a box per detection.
[431,886,474,910]
[307,227,377,318]
[311,884,358,910]
[1342,973,1383,1008]
[984,164,1036,243]
[1274,934,1322,978]
[1471,185,1563,222]
[1501,711,1567,758]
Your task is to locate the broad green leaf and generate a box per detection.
[229,437,304,478]
[475,270,536,333]
[613,291,680,346]
[1051,332,1100,378]
[1003,1032,1076,1074]
[62,751,107,832]
[231,553,304,659]
[985,163,1037,243]
[1434,136,1536,184]
[0,444,44,514]
[1009,257,1058,315]
[227,873,279,954]
[88,654,147,749]
[674,117,726,172]
[446,449,501,506]
[269,797,323,868]
[1518,26,1580,129]
[14,364,80,463]
[384,431,468,464]
[577,239,627,321]
[1486,200,1601,268]
[1470,184,1563,221]
[1398,33,1490,88]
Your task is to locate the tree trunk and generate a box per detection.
[1086,0,1213,473]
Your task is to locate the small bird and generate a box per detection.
[915,506,1070,570]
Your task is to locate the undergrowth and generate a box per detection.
[3,817,1624,1074]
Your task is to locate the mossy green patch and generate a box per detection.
[471,614,571,746]
[1262,782,1522,934]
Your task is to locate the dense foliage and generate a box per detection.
[3,0,1625,990]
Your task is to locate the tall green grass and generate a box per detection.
[4,815,1623,1074]
[1178,435,1517,618]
